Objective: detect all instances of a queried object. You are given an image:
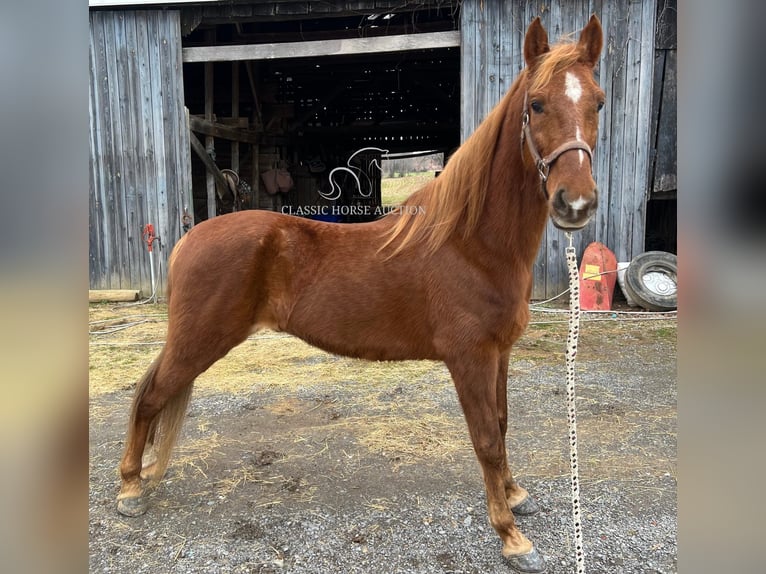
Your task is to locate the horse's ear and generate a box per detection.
[524,17,549,69]
[577,14,603,68]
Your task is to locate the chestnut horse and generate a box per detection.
[117,16,604,573]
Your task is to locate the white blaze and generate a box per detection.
[575,126,585,166]
[565,72,582,103]
[566,72,585,166]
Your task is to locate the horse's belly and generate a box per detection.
[285,294,437,361]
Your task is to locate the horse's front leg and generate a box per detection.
[447,350,546,573]
[497,350,540,516]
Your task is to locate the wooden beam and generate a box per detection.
[229,21,455,45]
[89,289,140,303]
[182,30,461,63]
[244,61,262,128]
[189,115,260,144]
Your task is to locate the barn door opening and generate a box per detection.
[180,6,460,224]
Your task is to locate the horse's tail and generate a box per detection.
[128,348,194,485]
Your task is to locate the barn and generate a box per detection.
[89,0,676,299]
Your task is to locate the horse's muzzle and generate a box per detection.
[550,186,598,230]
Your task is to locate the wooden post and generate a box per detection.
[231,61,240,178]
[252,143,260,209]
[248,61,261,210]
[204,30,216,219]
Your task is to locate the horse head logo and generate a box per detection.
[319,147,391,201]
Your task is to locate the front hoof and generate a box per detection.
[505,547,546,573]
[511,494,540,516]
[117,496,148,517]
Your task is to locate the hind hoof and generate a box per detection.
[505,547,546,573]
[117,496,148,517]
[511,494,540,516]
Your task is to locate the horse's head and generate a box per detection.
[522,15,604,230]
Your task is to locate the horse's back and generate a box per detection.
[164,212,427,355]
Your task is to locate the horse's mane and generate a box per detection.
[379,87,513,255]
[380,40,580,256]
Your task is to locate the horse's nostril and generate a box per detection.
[553,188,568,212]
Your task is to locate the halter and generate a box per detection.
[520,92,594,200]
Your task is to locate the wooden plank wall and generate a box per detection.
[89,10,192,296]
[460,0,657,299]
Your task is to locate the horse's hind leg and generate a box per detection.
[117,320,252,516]
[117,347,200,516]
[496,350,539,516]
[138,419,158,480]
[447,350,546,572]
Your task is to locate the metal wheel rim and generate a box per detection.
[642,270,677,297]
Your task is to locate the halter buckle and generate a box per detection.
[536,160,550,182]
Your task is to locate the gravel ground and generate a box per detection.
[89,313,676,573]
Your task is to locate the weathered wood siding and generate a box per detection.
[461,0,657,299]
[89,10,192,295]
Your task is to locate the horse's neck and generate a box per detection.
[471,99,549,270]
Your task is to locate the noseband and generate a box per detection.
[520,92,594,201]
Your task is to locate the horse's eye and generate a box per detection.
[597,100,605,112]
[530,100,544,114]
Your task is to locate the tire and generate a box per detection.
[623,251,677,311]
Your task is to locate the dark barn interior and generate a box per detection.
[180,5,461,223]
[645,0,677,254]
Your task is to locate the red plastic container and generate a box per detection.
[578,242,618,310]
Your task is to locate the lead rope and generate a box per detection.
[564,232,585,574]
